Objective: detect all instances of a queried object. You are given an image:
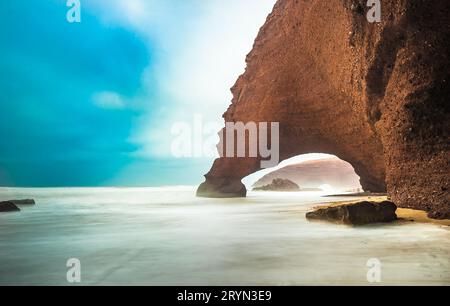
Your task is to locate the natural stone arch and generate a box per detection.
[197,137,386,198]
[197,0,450,218]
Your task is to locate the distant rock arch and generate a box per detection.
[247,155,362,192]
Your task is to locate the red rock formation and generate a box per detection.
[253,158,362,191]
[198,0,450,219]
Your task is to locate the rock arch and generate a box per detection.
[197,0,450,218]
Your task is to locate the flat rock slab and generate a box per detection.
[0,201,21,212]
[306,201,397,225]
[10,199,35,205]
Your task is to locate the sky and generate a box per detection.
[0,0,277,187]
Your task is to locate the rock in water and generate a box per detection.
[0,201,21,212]
[10,199,35,205]
[253,178,300,191]
[306,201,397,225]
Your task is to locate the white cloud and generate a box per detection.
[92,91,125,109]
[86,0,180,40]
[138,1,277,158]
[86,0,277,158]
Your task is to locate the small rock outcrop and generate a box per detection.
[306,201,398,225]
[0,201,21,212]
[253,178,300,191]
[10,199,35,205]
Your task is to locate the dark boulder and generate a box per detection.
[306,201,398,225]
[0,201,21,212]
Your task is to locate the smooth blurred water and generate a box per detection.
[0,187,448,285]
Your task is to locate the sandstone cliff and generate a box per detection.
[197,0,449,219]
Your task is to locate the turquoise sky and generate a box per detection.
[0,0,275,187]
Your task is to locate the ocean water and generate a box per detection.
[0,187,448,286]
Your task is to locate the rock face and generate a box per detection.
[253,157,361,191]
[0,201,21,212]
[253,178,300,191]
[306,201,398,225]
[198,0,450,218]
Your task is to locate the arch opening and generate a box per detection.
[243,153,363,194]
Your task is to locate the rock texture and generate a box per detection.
[306,201,398,225]
[0,201,20,212]
[198,0,450,219]
[253,157,361,191]
[253,178,300,191]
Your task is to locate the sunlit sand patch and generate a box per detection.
[313,196,450,226]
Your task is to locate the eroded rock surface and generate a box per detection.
[197,0,450,218]
[306,201,398,225]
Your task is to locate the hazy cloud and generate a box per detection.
[92,91,126,109]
